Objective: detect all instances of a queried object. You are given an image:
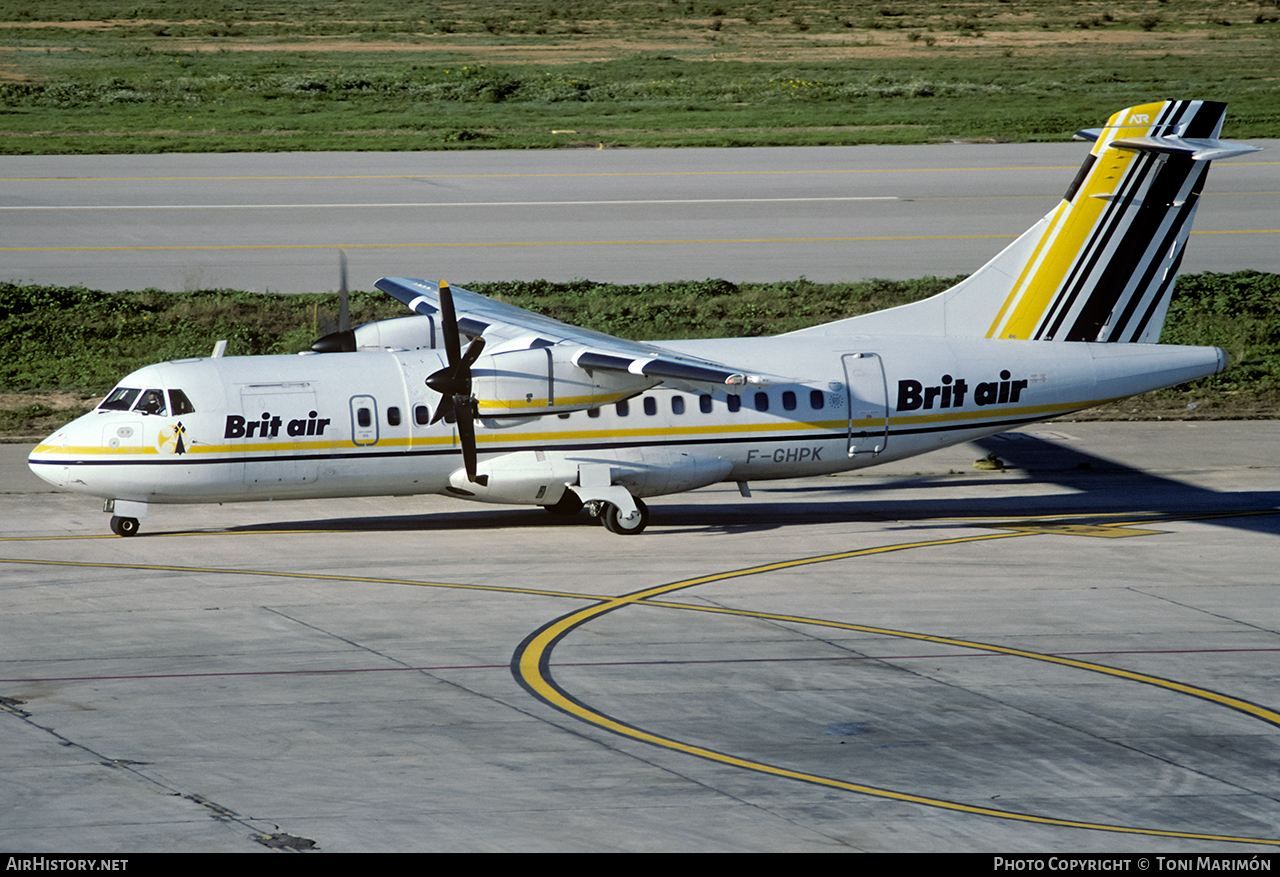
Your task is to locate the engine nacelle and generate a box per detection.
[474,348,652,416]
[445,450,579,505]
[353,315,438,350]
[444,448,733,506]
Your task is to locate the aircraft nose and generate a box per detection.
[29,445,69,488]
[28,416,93,490]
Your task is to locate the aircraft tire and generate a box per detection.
[601,497,648,535]
[543,489,584,516]
[110,516,140,537]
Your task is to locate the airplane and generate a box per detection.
[28,99,1260,537]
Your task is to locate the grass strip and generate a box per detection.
[2,271,1277,436]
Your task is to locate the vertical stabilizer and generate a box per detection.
[794,101,1258,343]
[981,100,1257,343]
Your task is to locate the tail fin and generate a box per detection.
[801,101,1259,343]
[984,100,1258,343]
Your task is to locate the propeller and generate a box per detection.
[425,281,487,484]
[311,250,357,353]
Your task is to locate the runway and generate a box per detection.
[3,422,1279,852]
[2,142,1277,293]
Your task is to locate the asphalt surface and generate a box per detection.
[3,143,1279,853]
[3,422,1279,852]
[2,142,1276,294]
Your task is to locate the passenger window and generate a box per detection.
[699,395,713,414]
[387,406,401,426]
[754,392,769,412]
[357,407,372,428]
[99,388,140,411]
[782,391,797,411]
[810,390,825,410]
[643,397,657,416]
[135,389,167,416]
[727,395,741,413]
[414,405,430,425]
[587,407,600,418]
[671,396,685,415]
[616,400,630,417]
[169,389,195,415]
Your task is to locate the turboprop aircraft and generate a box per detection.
[28,100,1259,536]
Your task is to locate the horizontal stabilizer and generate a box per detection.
[1108,134,1260,162]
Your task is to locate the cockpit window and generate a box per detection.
[169,389,195,415]
[99,387,141,411]
[134,389,167,416]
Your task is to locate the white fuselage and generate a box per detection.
[28,333,1225,508]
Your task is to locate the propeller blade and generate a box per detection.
[458,335,486,370]
[338,250,350,333]
[426,280,485,482]
[428,393,455,425]
[454,395,480,483]
[310,250,356,352]
[438,281,462,366]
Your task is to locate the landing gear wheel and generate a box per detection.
[110,515,139,537]
[543,489,584,516]
[600,497,648,535]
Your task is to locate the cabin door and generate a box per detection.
[840,353,888,457]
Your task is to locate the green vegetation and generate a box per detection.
[3,271,1277,436]
[0,275,952,394]
[1,1,1277,153]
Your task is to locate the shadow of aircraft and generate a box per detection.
[736,431,1280,538]
[176,432,1277,539]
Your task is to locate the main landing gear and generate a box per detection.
[542,489,650,534]
[109,515,140,537]
[594,497,649,535]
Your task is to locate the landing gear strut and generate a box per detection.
[109,516,140,537]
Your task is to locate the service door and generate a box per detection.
[841,353,888,456]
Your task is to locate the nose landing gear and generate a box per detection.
[104,499,146,536]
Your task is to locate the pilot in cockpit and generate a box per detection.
[135,389,167,416]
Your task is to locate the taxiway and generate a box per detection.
[2,143,1277,293]
[2,422,1278,852]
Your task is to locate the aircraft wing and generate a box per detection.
[375,277,787,389]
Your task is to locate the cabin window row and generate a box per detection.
[575,389,828,419]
